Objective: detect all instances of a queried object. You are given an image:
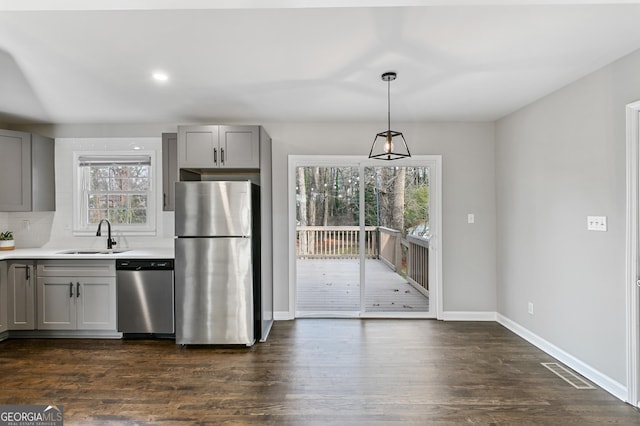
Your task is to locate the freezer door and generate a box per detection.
[175,237,254,345]
[175,181,251,237]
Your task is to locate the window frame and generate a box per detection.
[73,150,157,236]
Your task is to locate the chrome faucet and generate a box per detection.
[96,219,117,250]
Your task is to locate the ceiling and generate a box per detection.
[1,0,640,125]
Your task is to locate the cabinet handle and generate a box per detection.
[76,282,80,298]
[163,193,167,208]
[221,148,225,165]
[214,148,218,165]
[25,265,30,281]
[70,282,74,298]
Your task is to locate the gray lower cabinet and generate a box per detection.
[36,260,116,331]
[177,125,260,169]
[0,261,7,334]
[7,261,35,330]
[0,129,55,212]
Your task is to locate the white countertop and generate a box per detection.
[0,247,174,260]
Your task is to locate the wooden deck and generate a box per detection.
[296,258,429,314]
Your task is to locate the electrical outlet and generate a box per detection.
[587,216,607,231]
[467,213,475,224]
[528,302,534,315]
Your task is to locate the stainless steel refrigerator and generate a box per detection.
[174,181,262,346]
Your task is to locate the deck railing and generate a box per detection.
[296,225,429,292]
[378,227,402,271]
[403,235,429,293]
[296,226,378,259]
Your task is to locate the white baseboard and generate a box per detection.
[497,313,627,402]
[274,311,294,321]
[440,311,497,321]
[9,330,123,339]
[276,310,496,321]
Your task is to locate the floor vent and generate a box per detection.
[541,362,596,389]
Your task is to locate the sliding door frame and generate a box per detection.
[288,155,443,319]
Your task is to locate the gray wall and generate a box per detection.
[11,120,498,317]
[268,122,496,315]
[8,123,179,138]
[495,47,640,384]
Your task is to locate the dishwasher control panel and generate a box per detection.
[116,259,174,270]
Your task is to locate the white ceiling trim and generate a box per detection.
[1,0,639,11]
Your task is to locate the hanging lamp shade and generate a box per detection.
[368,71,411,160]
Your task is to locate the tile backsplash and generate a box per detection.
[6,137,174,249]
[5,212,54,248]
[0,212,8,236]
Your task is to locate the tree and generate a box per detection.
[391,167,406,232]
[296,167,309,254]
[296,164,430,241]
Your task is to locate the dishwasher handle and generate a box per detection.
[116,259,174,271]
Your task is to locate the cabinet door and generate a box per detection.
[37,276,75,330]
[7,261,35,330]
[177,125,219,168]
[0,129,31,211]
[0,262,7,333]
[76,277,116,330]
[30,134,55,211]
[219,125,260,169]
[162,133,178,211]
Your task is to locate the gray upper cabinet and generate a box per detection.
[178,125,219,168]
[178,125,260,169]
[0,129,55,212]
[219,125,260,169]
[162,133,178,211]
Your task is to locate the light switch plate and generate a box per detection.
[467,213,475,224]
[587,216,607,231]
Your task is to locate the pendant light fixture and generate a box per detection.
[368,71,411,160]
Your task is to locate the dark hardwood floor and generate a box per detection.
[1,319,639,425]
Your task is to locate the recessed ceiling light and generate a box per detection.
[152,72,169,82]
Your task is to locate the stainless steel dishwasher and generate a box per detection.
[116,259,175,337]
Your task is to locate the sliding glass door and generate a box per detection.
[291,156,439,318]
[363,165,431,314]
[295,165,361,315]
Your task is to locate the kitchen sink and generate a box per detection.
[57,249,130,255]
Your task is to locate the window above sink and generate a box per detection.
[72,149,158,236]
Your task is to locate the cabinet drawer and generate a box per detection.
[37,260,115,277]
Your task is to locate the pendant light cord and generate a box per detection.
[387,77,391,132]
